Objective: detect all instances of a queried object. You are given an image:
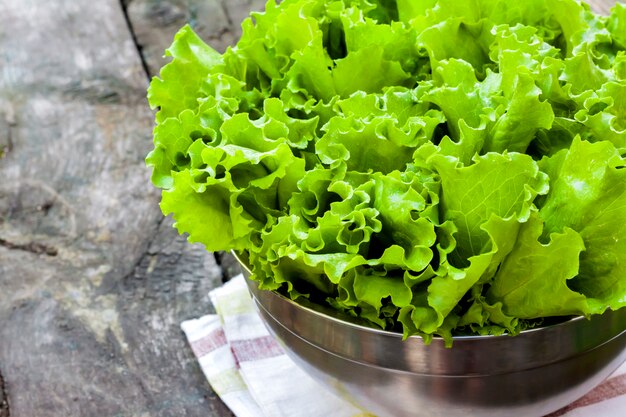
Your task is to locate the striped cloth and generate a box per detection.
[181,274,370,417]
[182,274,626,417]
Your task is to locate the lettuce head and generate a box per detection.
[146,0,626,344]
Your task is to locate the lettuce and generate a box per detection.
[147,0,626,344]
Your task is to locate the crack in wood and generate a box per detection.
[213,251,229,283]
[0,238,58,257]
[219,0,234,28]
[0,367,10,417]
[0,111,14,160]
[119,0,151,82]
[213,251,242,283]
[121,215,170,282]
[0,125,12,160]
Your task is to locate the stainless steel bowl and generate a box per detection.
[234,255,626,417]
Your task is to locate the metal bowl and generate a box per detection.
[234,254,626,417]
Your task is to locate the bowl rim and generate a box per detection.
[234,251,626,374]
[232,250,587,341]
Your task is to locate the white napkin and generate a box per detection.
[182,274,626,417]
[181,274,370,417]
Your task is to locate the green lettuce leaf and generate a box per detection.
[428,151,548,263]
[487,212,588,318]
[147,0,626,343]
[148,25,225,123]
[538,138,626,312]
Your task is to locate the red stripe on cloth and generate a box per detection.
[230,336,284,362]
[547,373,626,416]
[189,328,228,358]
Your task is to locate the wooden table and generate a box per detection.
[0,0,618,416]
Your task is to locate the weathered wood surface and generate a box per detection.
[0,0,263,415]
[0,0,619,417]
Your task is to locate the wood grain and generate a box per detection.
[0,0,232,416]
